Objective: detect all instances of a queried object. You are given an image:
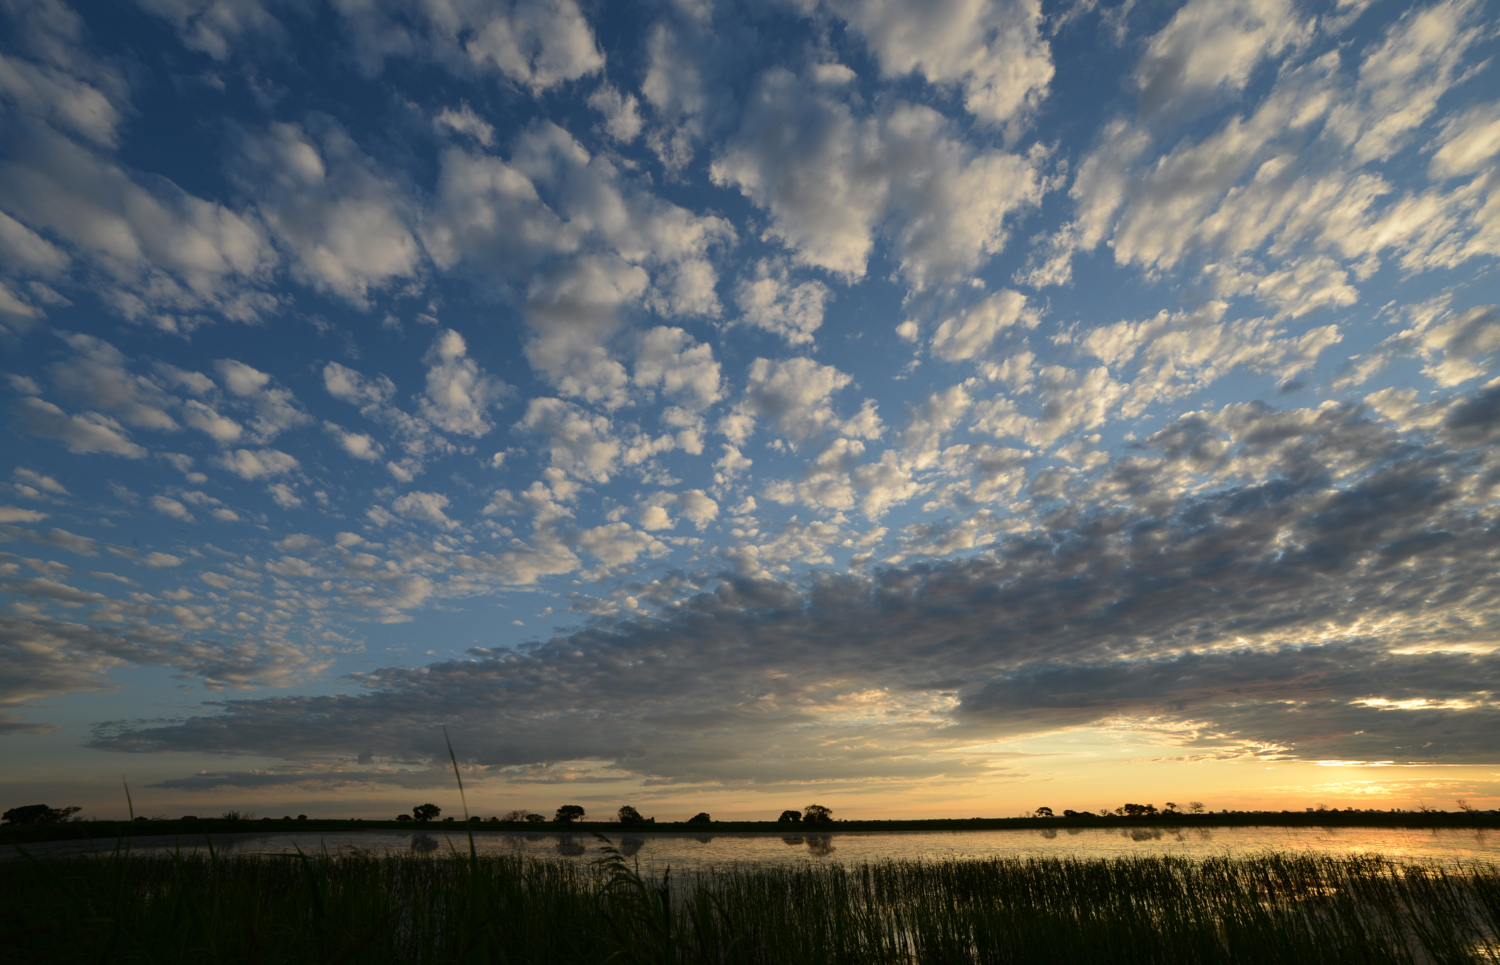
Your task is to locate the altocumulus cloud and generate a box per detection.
[87,385,1500,786]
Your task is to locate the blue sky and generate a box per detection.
[2,0,1498,820]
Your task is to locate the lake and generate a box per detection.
[14,824,1499,871]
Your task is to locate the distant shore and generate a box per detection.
[6,810,1498,846]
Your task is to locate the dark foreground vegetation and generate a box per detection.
[4,842,1497,964]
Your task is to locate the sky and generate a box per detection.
[1,0,1498,823]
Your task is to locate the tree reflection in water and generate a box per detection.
[410,834,439,853]
[805,835,835,857]
[618,836,644,858]
[556,836,586,856]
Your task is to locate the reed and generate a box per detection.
[3,844,1497,964]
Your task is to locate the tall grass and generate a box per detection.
[3,846,1497,964]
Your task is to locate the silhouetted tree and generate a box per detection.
[688,812,711,823]
[617,805,645,826]
[1163,802,1181,814]
[555,804,585,825]
[525,813,546,823]
[1120,803,1158,817]
[396,814,412,822]
[412,803,441,823]
[803,804,833,826]
[1188,802,1206,814]
[2,805,80,825]
[1035,807,1054,818]
[777,809,802,823]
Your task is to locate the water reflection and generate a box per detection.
[805,835,835,857]
[14,825,1498,872]
[1039,828,1057,840]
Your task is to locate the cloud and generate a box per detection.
[44,333,177,430]
[214,447,298,480]
[734,259,831,346]
[12,396,147,456]
[520,397,621,483]
[80,381,1500,779]
[235,120,421,307]
[588,83,642,143]
[1047,0,1493,310]
[391,490,457,529]
[0,119,276,329]
[213,359,311,441]
[135,0,282,60]
[829,0,1053,127]
[523,255,648,409]
[929,289,1035,363]
[633,326,721,410]
[0,524,98,556]
[324,422,383,461]
[323,361,396,408]
[1135,0,1311,118]
[729,357,856,445]
[711,69,1041,288]
[434,103,495,146]
[418,329,508,437]
[151,494,194,522]
[13,467,68,496]
[1343,303,1500,389]
[333,0,605,93]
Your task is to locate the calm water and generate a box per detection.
[15,825,1499,871]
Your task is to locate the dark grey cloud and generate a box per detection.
[84,381,1500,783]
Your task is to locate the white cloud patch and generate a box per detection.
[1044,0,1494,313]
[418,329,507,437]
[0,127,276,329]
[588,83,643,143]
[734,259,831,346]
[391,490,457,529]
[712,70,1041,288]
[12,396,147,457]
[215,447,299,480]
[151,494,194,522]
[213,359,311,442]
[633,326,721,410]
[929,289,1036,363]
[434,103,495,146]
[830,0,1054,127]
[1136,0,1312,118]
[324,422,383,460]
[726,357,858,445]
[333,0,605,93]
[520,397,621,483]
[236,120,421,307]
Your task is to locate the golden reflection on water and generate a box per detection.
[19,825,1500,873]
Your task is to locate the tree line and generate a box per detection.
[391,803,836,825]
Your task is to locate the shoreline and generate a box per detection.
[7,811,1499,847]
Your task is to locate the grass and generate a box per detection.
[3,844,1497,964]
